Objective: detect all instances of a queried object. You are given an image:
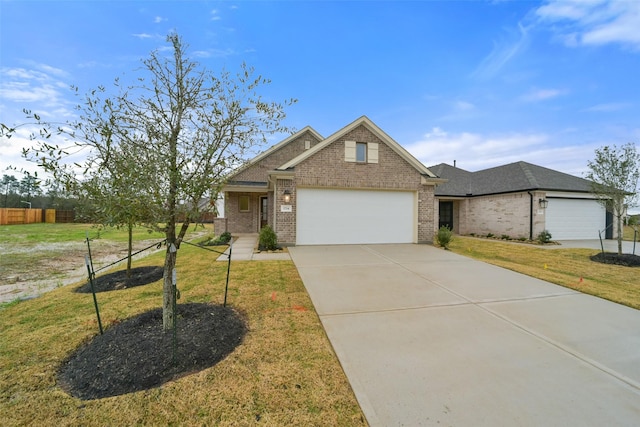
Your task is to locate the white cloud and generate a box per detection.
[0,65,79,174]
[36,64,69,78]
[154,16,166,24]
[472,22,531,79]
[0,67,72,113]
[132,33,156,39]
[406,127,548,170]
[405,127,601,176]
[535,0,640,50]
[520,88,567,102]
[211,9,221,21]
[192,48,236,58]
[583,102,631,112]
[453,100,475,111]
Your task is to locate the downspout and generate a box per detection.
[528,191,534,240]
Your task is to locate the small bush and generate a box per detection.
[217,231,232,244]
[259,225,279,251]
[537,230,552,244]
[517,237,527,242]
[501,234,511,240]
[436,226,453,249]
[200,231,231,246]
[486,233,494,238]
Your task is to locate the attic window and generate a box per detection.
[304,140,310,150]
[356,142,367,162]
[345,141,378,164]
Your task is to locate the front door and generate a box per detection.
[439,201,454,230]
[260,196,268,229]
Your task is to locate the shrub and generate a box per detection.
[259,225,279,251]
[517,237,528,242]
[436,226,453,249]
[486,233,494,238]
[217,231,232,244]
[501,234,511,240]
[200,231,231,246]
[537,230,552,244]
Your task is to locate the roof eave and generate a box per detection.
[229,126,323,178]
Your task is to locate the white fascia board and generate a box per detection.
[546,191,601,200]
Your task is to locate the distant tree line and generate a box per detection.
[1,172,81,211]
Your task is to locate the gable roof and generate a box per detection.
[276,116,438,177]
[227,126,323,179]
[432,161,594,196]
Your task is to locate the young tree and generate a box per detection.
[585,142,640,255]
[2,34,295,330]
[77,153,157,277]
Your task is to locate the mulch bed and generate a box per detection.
[75,266,164,293]
[590,252,640,267]
[57,303,247,400]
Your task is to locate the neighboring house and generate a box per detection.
[431,162,616,240]
[217,116,444,245]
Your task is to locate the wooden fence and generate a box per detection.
[0,209,75,225]
[0,209,214,225]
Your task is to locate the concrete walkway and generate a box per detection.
[289,244,640,426]
[215,234,291,261]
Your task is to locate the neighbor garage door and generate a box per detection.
[296,188,415,245]
[545,198,605,240]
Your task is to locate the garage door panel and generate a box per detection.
[297,189,414,245]
[545,199,605,240]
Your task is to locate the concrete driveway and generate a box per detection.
[289,244,640,426]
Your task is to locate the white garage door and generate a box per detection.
[545,198,605,240]
[296,188,415,245]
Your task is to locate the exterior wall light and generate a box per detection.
[283,189,291,203]
[539,198,549,209]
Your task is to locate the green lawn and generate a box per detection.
[448,236,640,310]
[0,226,365,426]
[0,222,167,244]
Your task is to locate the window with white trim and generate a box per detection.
[356,142,367,162]
[345,140,378,164]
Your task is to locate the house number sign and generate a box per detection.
[280,205,292,212]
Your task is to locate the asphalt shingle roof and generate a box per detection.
[431,161,593,197]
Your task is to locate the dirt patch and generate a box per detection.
[57,303,247,400]
[75,266,164,293]
[590,252,640,267]
[0,239,166,302]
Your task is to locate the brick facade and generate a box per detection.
[232,130,321,183]
[274,178,296,244]
[288,124,436,245]
[447,191,546,239]
[225,192,263,233]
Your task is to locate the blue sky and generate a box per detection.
[1,1,639,188]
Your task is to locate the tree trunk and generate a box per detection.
[126,221,133,277]
[163,224,177,330]
[617,214,623,255]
